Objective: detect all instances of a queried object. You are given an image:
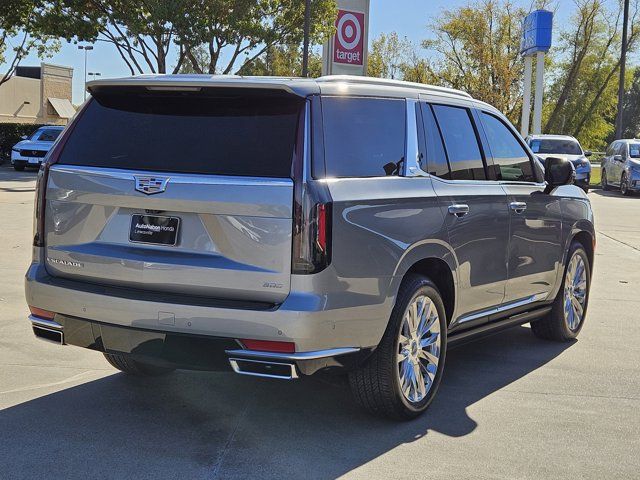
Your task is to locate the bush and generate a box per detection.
[0,123,46,164]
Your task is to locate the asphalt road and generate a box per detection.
[0,165,638,480]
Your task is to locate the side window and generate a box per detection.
[419,103,451,179]
[480,112,537,182]
[431,104,486,181]
[322,97,405,178]
[605,143,615,156]
[621,142,628,158]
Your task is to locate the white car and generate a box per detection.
[526,134,592,192]
[11,126,64,171]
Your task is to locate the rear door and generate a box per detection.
[44,87,303,304]
[422,102,510,326]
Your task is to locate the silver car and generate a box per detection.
[25,75,595,420]
[525,134,593,192]
[601,139,640,195]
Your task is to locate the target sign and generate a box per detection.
[333,9,365,66]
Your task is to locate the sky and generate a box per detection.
[0,1,581,104]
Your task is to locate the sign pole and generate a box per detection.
[521,55,533,137]
[533,51,545,134]
[302,0,311,77]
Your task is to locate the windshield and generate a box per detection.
[530,139,582,155]
[32,128,62,142]
[629,144,640,158]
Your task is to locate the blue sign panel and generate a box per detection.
[520,10,553,56]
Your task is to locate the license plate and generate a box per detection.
[129,215,180,246]
[28,158,40,164]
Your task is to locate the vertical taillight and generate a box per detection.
[291,98,332,274]
[33,99,91,247]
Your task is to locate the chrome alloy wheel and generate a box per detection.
[564,252,587,331]
[397,295,441,403]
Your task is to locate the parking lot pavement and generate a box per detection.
[0,165,638,480]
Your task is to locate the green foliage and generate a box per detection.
[44,0,336,75]
[238,44,322,77]
[621,67,640,138]
[423,0,526,122]
[543,0,640,150]
[0,1,60,85]
[0,123,44,162]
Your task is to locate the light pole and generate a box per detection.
[78,45,94,101]
[615,0,630,140]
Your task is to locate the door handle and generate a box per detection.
[509,201,527,214]
[448,204,470,218]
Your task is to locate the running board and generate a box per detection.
[448,306,552,348]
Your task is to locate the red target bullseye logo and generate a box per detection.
[333,10,365,66]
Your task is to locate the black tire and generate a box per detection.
[349,274,447,420]
[601,169,609,190]
[621,173,632,196]
[531,241,591,342]
[103,352,175,376]
[582,185,589,194]
[13,165,25,171]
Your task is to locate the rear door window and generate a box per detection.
[419,103,450,179]
[480,112,537,182]
[58,89,303,178]
[322,97,405,178]
[431,104,486,181]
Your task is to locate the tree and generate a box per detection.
[0,0,60,86]
[237,44,323,77]
[422,0,527,122]
[621,67,640,138]
[44,0,336,75]
[544,0,640,148]
[183,0,335,75]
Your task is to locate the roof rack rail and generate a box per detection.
[316,75,473,99]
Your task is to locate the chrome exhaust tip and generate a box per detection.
[29,316,64,345]
[229,358,298,380]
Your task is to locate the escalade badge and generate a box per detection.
[134,176,169,195]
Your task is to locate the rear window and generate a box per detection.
[322,97,405,178]
[58,88,302,178]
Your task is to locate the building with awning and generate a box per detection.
[0,63,75,125]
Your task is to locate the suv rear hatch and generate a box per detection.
[43,85,303,305]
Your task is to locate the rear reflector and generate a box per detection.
[316,203,327,253]
[240,339,295,353]
[29,306,56,320]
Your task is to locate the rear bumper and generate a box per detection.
[28,313,366,376]
[25,260,390,356]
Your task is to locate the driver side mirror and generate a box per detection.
[544,157,575,193]
[20,135,28,140]
[584,150,593,157]
[613,154,624,162]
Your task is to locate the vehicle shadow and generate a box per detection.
[0,326,573,479]
[0,164,38,192]
[589,188,639,198]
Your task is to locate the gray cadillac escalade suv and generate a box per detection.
[25,75,594,420]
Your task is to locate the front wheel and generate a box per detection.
[103,352,175,376]
[13,164,25,171]
[531,242,591,341]
[349,275,447,420]
[621,173,632,196]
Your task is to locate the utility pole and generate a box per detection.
[302,0,311,77]
[616,0,630,139]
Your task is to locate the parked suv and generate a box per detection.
[11,125,64,171]
[25,75,594,420]
[525,134,592,192]
[601,138,640,195]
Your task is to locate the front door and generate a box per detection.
[476,110,563,304]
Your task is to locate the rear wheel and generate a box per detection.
[349,275,447,420]
[103,352,175,376]
[601,169,609,190]
[531,242,590,342]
